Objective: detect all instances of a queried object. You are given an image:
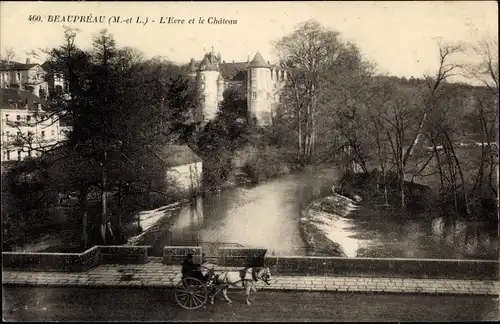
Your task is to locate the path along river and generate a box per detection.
[130,167,498,260]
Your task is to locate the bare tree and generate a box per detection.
[274,20,346,163]
[1,48,16,62]
[423,42,473,215]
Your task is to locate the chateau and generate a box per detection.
[187,48,288,126]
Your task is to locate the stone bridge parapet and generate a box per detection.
[2,245,498,281]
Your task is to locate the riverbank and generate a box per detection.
[300,194,364,258]
[6,200,190,254]
[300,169,498,259]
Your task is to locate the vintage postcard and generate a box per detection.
[1,1,498,322]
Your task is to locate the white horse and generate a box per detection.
[210,267,271,305]
[199,262,215,278]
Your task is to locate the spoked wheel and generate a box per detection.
[175,277,208,310]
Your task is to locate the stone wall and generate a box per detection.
[217,247,267,267]
[265,255,497,280]
[213,248,497,280]
[99,245,149,264]
[162,246,202,264]
[2,245,148,272]
[3,245,497,281]
[2,251,83,272]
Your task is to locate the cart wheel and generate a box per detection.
[175,277,208,310]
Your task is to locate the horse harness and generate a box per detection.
[240,267,259,287]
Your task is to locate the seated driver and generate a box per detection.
[181,253,207,282]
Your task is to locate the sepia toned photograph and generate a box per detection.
[1,1,498,322]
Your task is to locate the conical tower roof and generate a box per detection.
[199,56,209,67]
[248,51,269,68]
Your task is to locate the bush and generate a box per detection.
[240,145,288,182]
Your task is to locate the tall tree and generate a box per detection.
[274,20,344,163]
[274,20,374,165]
[18,27,199,249]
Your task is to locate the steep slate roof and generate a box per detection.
[248,52,269,68]
[219,62,248,81]
[0,60,39,71]
[157,144,202,167]
[0,88,47,110]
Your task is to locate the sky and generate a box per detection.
[1,1,498,80]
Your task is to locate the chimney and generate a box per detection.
[267,61,270,65]
[232,60,235,63]
[26,58,31,64]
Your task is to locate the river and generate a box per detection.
[134,167,498,260]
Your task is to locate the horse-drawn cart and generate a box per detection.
[174,250,269,309]
[174,264,230,310]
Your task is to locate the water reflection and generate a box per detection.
[141,168,497,260]
[430,217,497,258]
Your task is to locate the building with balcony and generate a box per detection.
[0,59,51,98]
[0,88,71,162]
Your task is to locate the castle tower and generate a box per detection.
[197,50,221,121]
[217,74,225,103]
[247,52,272,126]
[188,58,197,79]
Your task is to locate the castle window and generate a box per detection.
[26,115,31,122]
[16,115,21,120]
[252,70,256,78]
[5,114,9,120]
[17,150,21,161]
[270,70,273,80]
[28,150,32,157]
[252,92,257,99]
[200,74,205,81]
[41,131,45,137]
[200,83,205,90]
[5,150,10,161]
